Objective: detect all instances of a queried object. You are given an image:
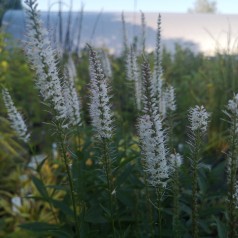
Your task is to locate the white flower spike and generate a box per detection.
[2,88,30,143]
[189,105,210,133]
[88,45,114,140]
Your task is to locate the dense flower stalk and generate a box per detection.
[152,14,163,108]
[67,56,77,80]
[152,14,177,118]
[225,93,238,238]
[234,182,238,208]
[188,105,210,238]
[168,153,183,174]
[138,60,169,187]
[2,88,30,143]
[189,105,210,133]
[88,45,116,236]
[24,0,67,122]
[140,11,146,53]
[165,86,176,112]
[154,14,163,82]
[126,47,142,110]
[99,50,112,79]
[63,58,81,127]
[88,45,113,139]
[24,2,81,237]
[121,12,128,53]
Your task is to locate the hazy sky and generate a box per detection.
[32,0,238,14]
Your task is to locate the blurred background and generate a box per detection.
[1,0,238,55]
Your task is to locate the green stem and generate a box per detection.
[59,133,80,238]
[172,167,181,238]
[102,138,116,237]
[227,118,237,238]
[144,176,154,237]
[191,131,201,238]
[156,187,163,238]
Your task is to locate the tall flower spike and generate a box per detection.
[228,94,238,113]
[138,60,169,187]
[168,153,183,174]
[152,14,167,118]
[226,93,238,181]
[2,88,30,143]
[99,50,112,79]
[88,45,114,139]
[126,47,141,110]
[63,58,82,127]
[140,11,146,53]
[154,14,163,80]
[164,85,176,112]
[187,104,210,238]
[234,182,238,208]
[121,12,128,53]
[24,0,67,122]
[189,105,210,133]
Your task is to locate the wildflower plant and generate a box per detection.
[24,1,81,236]
[225,93,238,238]
[138,59,170,237]
[187,105,210,238]
[4,3,238,237]
[88,44,116,236]
[138,60,169,188]
[24,0,67,124]
[168,152,183,238]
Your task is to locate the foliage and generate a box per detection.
[1,12,238,236]
[188,0,217,13]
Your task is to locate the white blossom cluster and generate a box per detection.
[63,58,81,127]
[138,114,169,187]
[168,153,183,174]
[138,61,169,187]
[24,0,67,122]
[2,88,30,143]
[152,74,176,118]
[152,14,176,118]
[234,182,238,208]
[227,93,238,117]
[67,56,77,81]
[189,105,210,132]
[164,86,176,112]
[99,50,112,79]
[88,46,113,139]
[126,47,142,110]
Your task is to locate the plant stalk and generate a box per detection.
[59,132,80,238]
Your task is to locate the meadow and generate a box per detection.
[1,1,238,237]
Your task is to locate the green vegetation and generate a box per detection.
[1,7,238,237]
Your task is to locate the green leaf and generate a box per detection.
[115,164,132,187]
[36,158,47,173]
[20,222,72,237]
[19,222,59,232]
[51,199,74,217]
[215,217,227,238]
[31,175,49,199]
[84,207,107,224]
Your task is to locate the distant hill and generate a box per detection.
[3,10,238,55]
